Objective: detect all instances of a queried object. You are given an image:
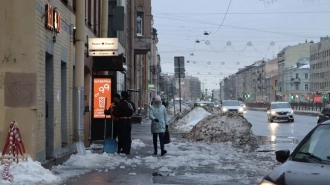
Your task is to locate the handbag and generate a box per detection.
[164,128,171,144]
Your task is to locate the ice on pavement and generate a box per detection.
[170,107,211,133]
[184,113,259,148]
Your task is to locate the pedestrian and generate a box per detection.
[149,95,168,156]
[161,98,167,108]
[110,93,121,141]
[113,91,135,155]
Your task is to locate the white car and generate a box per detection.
[267,102,294,123]
[221,100,244,114]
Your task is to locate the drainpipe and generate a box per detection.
[101,0,108,38]
[75,0,86,155]
[100,0,108,76]
[130,0,135,94]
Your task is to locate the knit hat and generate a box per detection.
[154,95,161,102]
[113,93,120,99]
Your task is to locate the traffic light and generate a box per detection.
[247,93,250,98]
[291,95,294,99]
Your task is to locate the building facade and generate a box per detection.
[277,42,313,101]
[0,0,155,163]
[310,37,330,102]
[264,58,278,102]
[284,60,311,102]
[222,75,236,100]
[251,60,266,102]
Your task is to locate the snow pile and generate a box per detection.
[200,106,222,114]
[170,107,211,133]
[183,113,259,148]
[0,155,60,184]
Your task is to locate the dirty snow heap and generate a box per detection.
[183,113,258,148]
[170,107,211,133]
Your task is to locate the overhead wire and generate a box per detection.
[213,0,232,34]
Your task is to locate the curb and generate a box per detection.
[247,108,319,117]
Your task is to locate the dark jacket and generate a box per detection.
[113,99,135,118]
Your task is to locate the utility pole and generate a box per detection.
[179,63,182,112]
[139,55,143,113]
[75,0,86,155]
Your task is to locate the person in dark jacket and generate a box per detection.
[113,91,135,155]
[161,98,167,108]
[111,93,121,140]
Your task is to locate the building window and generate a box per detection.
[295,84,299,90]
[305,73,308,79]
[295,73,299,79]
[88,0,92,27]
[305,84,308,90]
[136,12,143,36]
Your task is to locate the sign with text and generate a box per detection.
[174,56,185,67]
[45,4,61,33]
[88,38,119,51]
[93,78,111,118]
[89,51,117,56]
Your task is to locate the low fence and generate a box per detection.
[246,102,330,112]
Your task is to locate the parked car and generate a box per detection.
[238,101,246,111]
[194,101,214,107]
[267,102,294,123]
[259,120,330,185]
[317,104,330,124]
[221,100,244,114]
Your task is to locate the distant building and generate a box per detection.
[277,42,313,101]
[310,37,330,102]
[283,58,311,102]
[265,58,278,102]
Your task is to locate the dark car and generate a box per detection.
[259,120,330,185]
[194,101,214,107]
[317,104,330,124]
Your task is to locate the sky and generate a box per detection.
[151,0,330,90]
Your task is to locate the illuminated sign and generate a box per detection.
[88,38,119,51]
[93,78,111,118]
[45,4,61,33]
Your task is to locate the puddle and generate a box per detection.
[255,135,300,145]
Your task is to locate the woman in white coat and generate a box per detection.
[149,95,168,156]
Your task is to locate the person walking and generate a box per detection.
[149,95,168,156]
[113,91,134,155]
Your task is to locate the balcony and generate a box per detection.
[291,78,301,83]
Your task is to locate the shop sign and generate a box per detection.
[93,78,111,118]
[88,38,119,51]
[45,4,61,33]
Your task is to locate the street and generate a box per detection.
[245,110,317,151]
[58,111,318,185]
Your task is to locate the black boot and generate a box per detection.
[161,150,167,156]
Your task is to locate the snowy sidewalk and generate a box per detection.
[247,107,320,116]
[1,117,283,185]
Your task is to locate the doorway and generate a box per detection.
[45,53,54,159]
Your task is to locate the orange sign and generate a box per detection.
[93,78,111,118]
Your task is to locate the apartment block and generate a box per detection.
[277,42,313,101]
[310,37,330,102]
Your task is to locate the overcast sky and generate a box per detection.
[151,0,330,90]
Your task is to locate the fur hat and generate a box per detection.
[154,95,161,102]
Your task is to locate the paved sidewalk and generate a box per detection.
[247,107,320,116]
